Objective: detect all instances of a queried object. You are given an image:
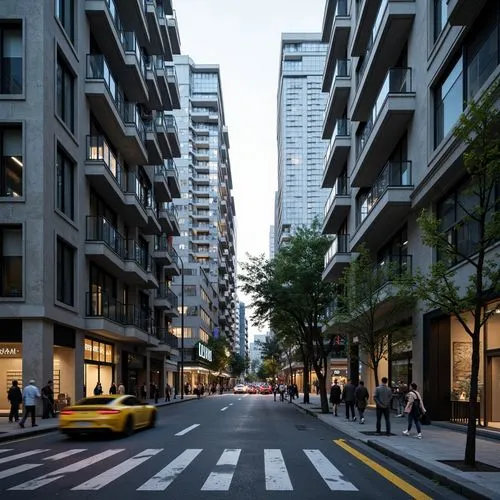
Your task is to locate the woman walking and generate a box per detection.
[402,382,426,439]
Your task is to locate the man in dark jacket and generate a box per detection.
[329,379,342,416]
[355,381,369,424]
[41,380,56,418]
[342,379,356,421]
[8,380,22,423]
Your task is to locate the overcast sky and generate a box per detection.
[174,0,325,339]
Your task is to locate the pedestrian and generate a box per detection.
[109,382,117,394]
[279,383,286,402]
[165,383,171,402]
[93,382,103,396]
[342,379,356,421]
[117,382,126,395]
[19,379,41,428]
[330,379,342,416]
[374,377,392,435]
[396,380,408,417]
[355,381,369,424]
[41,380,56,418]
[7,380,22,423]
[402,382,427,439]
[154,384,159,404]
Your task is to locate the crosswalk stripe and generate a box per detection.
[9,449,125,490]
[201,448,241,491]
[0,449,13,454]
[44,449,87,461]
[71,449,163,490]
[0,463,42,479]
[303,449,358,491]
[264,449,293,491]
[174,424,200,436]
[220,406,229,412]
[137,449,202,491]
[0,450,49,465]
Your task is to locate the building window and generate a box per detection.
[56,147,75,219]
[56,55,75,132]
[0,22,22,94]
[434,56,463,147]
[56,237,74,306]
[55,0,74,42]
[0,126,23,197]
[433,0,447,42]
[0,225,22,297]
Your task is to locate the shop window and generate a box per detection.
[0,225,22,297]
[0,126,23,197]
[56,237,74,306]
[0,22,22,94]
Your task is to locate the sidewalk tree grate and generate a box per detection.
[439,460,500,472]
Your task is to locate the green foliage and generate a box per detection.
[207,336,231,375]
[257,358,278,380]
[229,353,248,378]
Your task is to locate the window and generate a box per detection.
[56,237,74,305]
[55,0,75,42]
[56,147,75,219]
[0,22,22,94]
[434,56,463,147]
[56,55,75,132]
[433,0,447,42]
[0,127,22,197]
[0,225,22,297]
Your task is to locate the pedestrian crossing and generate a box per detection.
[0,447,359,492]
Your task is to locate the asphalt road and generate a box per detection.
[0,394,464,499]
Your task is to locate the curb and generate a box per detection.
[292,401,496,500]
[0,396,197,444]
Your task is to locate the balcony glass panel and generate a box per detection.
[324,177,350,217]
[123,102,146,143]
[324,117,351,163]
[324,234,350,268]
[86,215,125,257]
[122,31,146,77]
[86,135,124,188]
[164,114,178,135]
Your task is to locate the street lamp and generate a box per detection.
[178,252,185,400]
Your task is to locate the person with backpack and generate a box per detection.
[329,379,342,417]
[402,382,427,439]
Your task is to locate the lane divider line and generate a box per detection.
[333,439,432,500]
[174,424,200,436]
[220,406,229,412]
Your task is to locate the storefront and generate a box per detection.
[180,342,213,391]
[0,342,23,411]
[84,337,115,397]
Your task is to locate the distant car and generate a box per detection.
[259,385,272,395]
[233,384,247,394]
[59,395,157,437]
[247,385,258,394]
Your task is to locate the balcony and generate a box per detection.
[322,0,351,92]
[152,235,174,264]
[352,67,415,187]
[351,0,382,56]
[350,161,413,250]
[121,31,148,104]
[164,245,181,276]
[167,10,181,54]
[166,159,181,198]
[145,0,163,53]
[447,0,487,26]
[153,164,171,202]
[322,118,351,188]
[145,56,162,110]
[165,114,181,157]
[322,177,351,235]
[165,66,180,109]
[144,119,163,164]
[154,56,172,110]
[144,195,162,235]
[323,60,351,139]
[153,112,171,159]
[115,0,149,50]
[322,234,351,282]
[122,102,148,164]
[158,7,173,61]
[158,202,180,236]
[350,0,415,121]
[152,328,179,350]
[122,171,149,227]
[154,283,174,310]
[124,240,156,287]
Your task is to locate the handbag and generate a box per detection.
[420,412,431,425]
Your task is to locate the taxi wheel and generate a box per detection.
[123,416,134,437]
[148,412,157,428]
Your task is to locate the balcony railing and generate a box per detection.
[164,114,178,135]
[165,158,178,178]
[167,290,178,308]
[325,117,351,163]
[168,245,180,266]
[356,160,412,227]
[122,30,146,77]
[154,234,171,252]
[86,291,127,324]
[356,67,413,159]
[376,254,413,286]
[86,135,124,188]
[86,215,126,256]
[324,177,350,217]
[125,240,151,273]
[123,102,146,144]
[324,234,350,269]
[86,53,123,110]
[124,171,148,208]
[154,164,167,181]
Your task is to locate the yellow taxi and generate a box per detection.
[59,395,157,437]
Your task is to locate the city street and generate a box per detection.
[0,394,462,499]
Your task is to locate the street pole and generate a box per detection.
[180,254,184,400]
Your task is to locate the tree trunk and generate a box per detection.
[317,356,330,413]
[464,332,481,466]
[373,360,380,388]
[303,361,310,404]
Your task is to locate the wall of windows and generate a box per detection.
[56,237,74,306]
[56,147,74,219]
[0,22,22,94]
[0,225,22,297]
[0,126,22,197]
[56,54,75,133]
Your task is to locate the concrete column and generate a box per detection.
[325,354,332,390]
[161,356,167,397]
[145,351,151,399]
[22,319,53,416]
[74,330,85,403]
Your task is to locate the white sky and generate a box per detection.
[174,0,325,340]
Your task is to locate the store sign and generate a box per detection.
[198,343,213,362]
[0,345,22,358]
[333,370,340,375]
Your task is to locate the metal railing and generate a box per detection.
[324,177,350,217]
[122,30,146,78]
[86,215,126,257]
[123,102,146,144]
[324,234,350,269]
[86,135,124,188]
[125,240,151,273]
[164,114,178,135]
[325,118,351,163]
[154,234,171,252]
[165,158,179,179]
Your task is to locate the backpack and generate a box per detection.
[409,391,421,412]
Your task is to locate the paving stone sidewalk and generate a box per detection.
[291,394,500,500]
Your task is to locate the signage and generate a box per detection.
[0,344,22,358]
[198,342,213,362]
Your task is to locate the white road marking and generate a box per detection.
[0,449,13,454]
[238,398,242,401]
[220,406,229,412]
[201,449,241,491]
[174,424,200,436]
[137,449,202,491]
[44,449,87,461]
[303,449,358,491]
[228,403,234,406]
[0,464,42,479]
[0,450,49,465]
[9,449,124,490]
[264,449,293,491]
[72,449,163,490]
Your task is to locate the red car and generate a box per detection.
[259,385,272,395]
[247,385,258,394]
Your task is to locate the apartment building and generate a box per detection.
[275,33,329,250]
[170,56,237,388]
[321,0,500,426]
[0,0,183,410]
[238,301,249,361]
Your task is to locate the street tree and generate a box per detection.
[338,244,414,387]
[207,336,231,380]
[229,353,248,379]
[407,81,500,466]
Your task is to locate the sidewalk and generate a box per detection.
[292,394,500,500]
[0,395,198,443]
